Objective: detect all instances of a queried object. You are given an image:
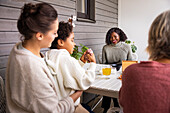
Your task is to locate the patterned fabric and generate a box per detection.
[0,76,6,113]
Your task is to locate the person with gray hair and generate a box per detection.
[119,10,170,113]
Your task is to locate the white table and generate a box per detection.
[85,64,122,98]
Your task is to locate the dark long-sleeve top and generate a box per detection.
[119,61,170,113]
[102,42,132,64]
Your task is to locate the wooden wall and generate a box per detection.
[0,0,118,81]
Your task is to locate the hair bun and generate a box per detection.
[22,3,38,18]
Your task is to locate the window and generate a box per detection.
[77,0,95,23]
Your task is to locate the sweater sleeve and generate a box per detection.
[78,59,85,67]
[60,55,96,90]
[102,46,107,64]
[28,62,75,113]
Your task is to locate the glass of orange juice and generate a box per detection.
[102,65,111,76]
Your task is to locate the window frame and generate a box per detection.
[77,0,95,23]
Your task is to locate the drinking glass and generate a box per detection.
[102,65,111,76]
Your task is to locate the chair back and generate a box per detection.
[0,76,6,113]
[122,60,138,72]
[97,53,102,64]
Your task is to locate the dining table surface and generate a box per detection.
[84,64,122,98]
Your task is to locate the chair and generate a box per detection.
[0,76,6,113]
[132,53,138,61]
[122,60,138,72]
[83,54,103,111]
[117,61,138,79]
[97,53,102,64]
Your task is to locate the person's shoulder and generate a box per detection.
[124,61,154,75]
[46,49,63,55]
[103,44,108,48]
[11,52,47,74]
[103,44,110,50]
[24,54,45,66]
[122,63,140,80]
[47,49,69,57]
[121,42,131,50]
[127,63,139,69]
[46,49,73,65]
[121,42,129,47]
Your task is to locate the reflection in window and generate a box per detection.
[77,0,86,13]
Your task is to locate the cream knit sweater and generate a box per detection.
[45,49,96,106]
[6,43,75,113]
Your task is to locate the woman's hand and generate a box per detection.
[80,49,96,63]
[70,90,83,102]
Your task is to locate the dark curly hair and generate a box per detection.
[17,2,58,41]
[105,27,127,45]
[50,21,73,49]
[146,10,170,60]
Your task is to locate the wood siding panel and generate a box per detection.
[0,0,30,8]
[76,20,117,27]
[0,32,20,44]
[74,25,110,33]
[96,8,118,18]
[59,15,117,27]
[0,56,8,69]
[52,5,75,16]
[96,14,118,23]
[96,0,118,9]
[0,6,20,19]
[96,1,118,14]
[75,38,105,46]
[0,68,6,80]
[0,44,14,56]
[74,33,106,40]
[0,0,118,79]
[108,0,118,4]
[0,19,18,31]
[35,0,76,9]
[0,4,75,19]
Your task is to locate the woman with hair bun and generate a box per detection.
[119,10,170,113]
[6,2,82,113]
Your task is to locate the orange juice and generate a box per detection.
[102,68,111,76]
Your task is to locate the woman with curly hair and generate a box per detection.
[45,21,96,113]
[101,27,133,113]
[119,10,170,113]
[102,27,132,69]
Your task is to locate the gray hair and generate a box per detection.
[147,10,170,60]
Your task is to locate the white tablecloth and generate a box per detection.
[84,64,122,98]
